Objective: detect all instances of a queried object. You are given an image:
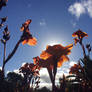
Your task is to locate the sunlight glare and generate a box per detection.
[41,39,65,51]
[69,61,77,66]
[21,62,26,67]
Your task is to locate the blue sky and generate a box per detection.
[0,0,92,87]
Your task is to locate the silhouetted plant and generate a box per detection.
[72,29,88,57]
[59,74,66,92]
[0,0,8,10]
[0,18,37,79]
[0,16,7,29]
[70,29,92,92]
[6,72,24,92]
[36,87,51,92]
[33,43,73,92]
[19,63,40,92]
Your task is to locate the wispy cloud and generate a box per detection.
[27,4,31,8]
[40,19,46,26]
[71,20,77,28]
[68,0,92,18]
[84,0,92,17]
[68,2,85,18]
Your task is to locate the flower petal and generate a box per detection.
[22,40,28,45]
[27,37,37,46]
[72,29,88,39]
[40,51,52,60]
[73,38,79,45]
[57,55,69,67]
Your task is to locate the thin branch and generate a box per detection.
[4,39,22,65]
[2,42,6,71]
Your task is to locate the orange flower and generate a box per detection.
[33,43,73,91]
[21,29,37,46]
[73,38,79,45]
[72,29,88,39]
[19,63,39,76]
[40,43,73,67]
[20,19,32,31]
[57,55,69,67]
[20,19,37,46]
[69,63,84,74]
[22,37,37,46]
[33,56,40,65]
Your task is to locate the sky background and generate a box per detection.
[0,0,92,88]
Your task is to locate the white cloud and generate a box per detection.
[39,82,52,90]
[21,62,26,67]
[83,0,92,17]
[39,67,69,88]
[69,61,77,66]
[14,69,20,74]
[39,68,50,83]
[68,2,85,18]
[6,70,11,74]
[13,69,24,76]
[0,67,2,70]
[68,0,92,18]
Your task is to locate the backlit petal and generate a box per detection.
[57,55,69,67]
[40,51,51,60]
[22,40,28,45]
[27,37,37,46]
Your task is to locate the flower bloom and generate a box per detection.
[20,19,32,31]
[69,63,84,75]
[72,29,88,39]
[73,38,79,45]
[40,43,73,67]
[72,29,88,46]
[20,19,37,46]
[19,63,39,75]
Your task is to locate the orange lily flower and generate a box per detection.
[40,43,73,67]
[73,38,79,45]
[20,63,39,74]
[20,19,32,31]
[72,29,88,39]
[72,29,88,57]
[33,43,73,91]
[69,63,84,75]
[20,19,37,46]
